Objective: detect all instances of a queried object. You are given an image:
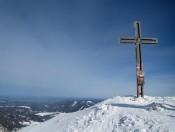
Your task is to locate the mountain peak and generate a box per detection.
[18,96,175,132]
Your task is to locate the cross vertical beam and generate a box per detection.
[119,21,158,98]
[134,21,144,97]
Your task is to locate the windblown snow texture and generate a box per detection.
[18,96,175,132]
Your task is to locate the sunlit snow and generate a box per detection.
[18,96,175,132]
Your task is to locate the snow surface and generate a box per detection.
[20,121,40,126]
[18,96,175,132]
[71,101,77,107]
[36,112,59,116]
[17,106,31,109]
[86,101,94,107]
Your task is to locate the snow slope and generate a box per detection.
[18,96,175,132]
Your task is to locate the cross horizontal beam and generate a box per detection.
[120,37,136,43]
[141,38,158,44]
[119,37,158,44]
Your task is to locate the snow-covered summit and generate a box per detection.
[18,95,175,132]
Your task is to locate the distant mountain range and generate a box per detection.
[0,97,102,131]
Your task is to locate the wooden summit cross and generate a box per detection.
[119,21,158,98]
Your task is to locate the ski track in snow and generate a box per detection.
[18,96,175,132]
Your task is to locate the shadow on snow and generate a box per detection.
[108,103,175,111]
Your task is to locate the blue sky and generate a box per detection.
[0,0,175,98]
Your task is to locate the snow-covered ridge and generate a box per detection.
[17,106,31,109]
[18,95,175,132]
[71,101,77,107]
[36,112,59,116]
[0,105,31,108]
